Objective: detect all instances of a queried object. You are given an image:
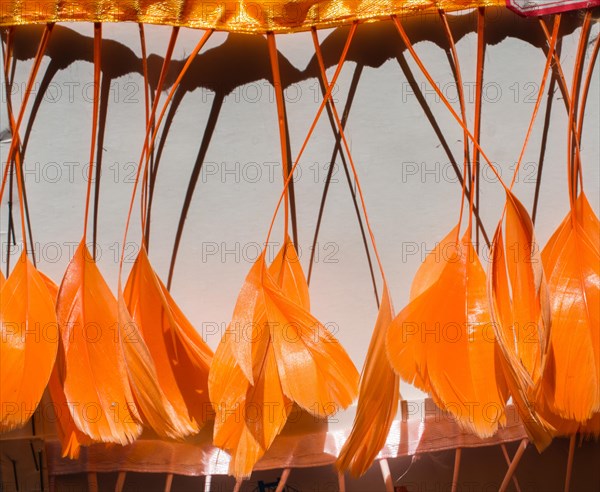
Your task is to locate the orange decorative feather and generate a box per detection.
[337,283,399,476]
[489,192,553,450]
[209,239,358,477]
[541,192,599,423]
[0,252,58,432]
[123,246,213,436]
[56,240,141,444]
[386,226,509,437]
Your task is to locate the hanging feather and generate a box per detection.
[0,252,58,432]
[209,238,358,477]
[489,191,553,450]
[386,226,509,437]
[540,192,599,422]
[123,246,213,435]
[209,240,302,477]
[57,239,188,441]
[337,283,399,476]
[56,240,141,444]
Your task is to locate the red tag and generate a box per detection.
[507,0,600,16]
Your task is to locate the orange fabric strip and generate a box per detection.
[0,0,504,33]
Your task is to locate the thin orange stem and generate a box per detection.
[538,17,584,192]
[510,15,561,191]
[82,23,102,243]
[540,19,581,181]
[576,31,600,140]
[264,23,358,248]
[140,27,179,232]
[118,29,213,288]
[439,10,470,241]
[0,28,15,204]
[567,12,592,206]
[2,28,37,266]
[310,27,390,286]
[538,19,572,105]
[2,24,53,256]
[572,13,595,195]
[2,30,26,251]
[0,28,17,203]
[267,32,290,246]
[391,16,509,192]
[0,25,53,205]
[139,23,151,231]
[575,30,600,183]
[470,8,485,236]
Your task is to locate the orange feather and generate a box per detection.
[37,271,92,458]
[209,238,358,477]
[489,192,553,450]
[387,227,509,437]
[123,246,213,436]
[118,294,198,439]
[1,252,58,432]
[56,240,141,444]
[337,283,399,476]
[540,192,599,423]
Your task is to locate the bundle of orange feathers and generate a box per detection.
[1,11,599,483]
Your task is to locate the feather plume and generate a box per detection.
[541,192,599,423]
[387,227,509,437]
[123,246,213,436]
[488,192,553,450]
[209,238,358,477]
[56,240,141,444]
